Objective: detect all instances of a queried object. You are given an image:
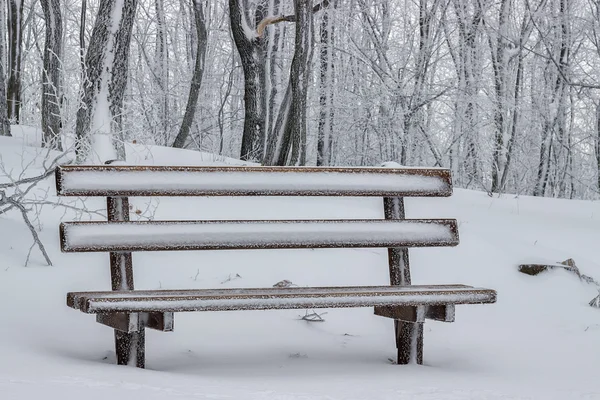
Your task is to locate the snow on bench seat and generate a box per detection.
[55,165,453,197]
[67,285,497,313]
[60,219,459,252]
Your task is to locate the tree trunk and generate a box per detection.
[75,0,138,162]
[155,0,169,144]
[265,0,282,141]
[0,0,10,136]
[40,0,63,150]
[229,0,269,162]
[452,0,483,188]
[489,0,508,193]
[499,50,524,192]
[172,0,208,149]
[277,0,314,166]
[534,120,553,197]
[7,0,24,123]
[407,0,443,166]
[80,0,87,79]
[317,0,334,166]
[0,0,5,71]
[263,82,291,164]
[533,0,570,197]
[218,58,235,155]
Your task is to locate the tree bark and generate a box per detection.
[172,0,208,149]
[40,0,63,150]
[75,0,138,162]
[7,0,24,123]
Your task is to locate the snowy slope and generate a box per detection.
[1,132,600,400]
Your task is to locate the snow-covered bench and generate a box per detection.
[56,164,496,368]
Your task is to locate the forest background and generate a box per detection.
[1,0,600,199]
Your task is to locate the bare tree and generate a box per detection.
[40,0,63,150]
[0,0,9,137]
[75,0,139,162]
[532,0,571,197]
[3,0,600,199]
[261,0,329,165]
[317,0,335,166]
[229,0,269,162]
[449,0,484,188]
[402,0,445,166]
[276,0,314,165]
[496,1,536,192]
[79,0,87,78]
[155,0,169,143]
[7,0,24,123]
[172,0,208,149]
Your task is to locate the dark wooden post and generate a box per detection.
[383,196,424,365]
[106,167,145,368]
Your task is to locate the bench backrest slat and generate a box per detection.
[60,219,459,252]
[55,165,452,197]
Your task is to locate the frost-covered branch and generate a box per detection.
[256,0,330,36]
[0,191,53,266]
[0,145,105,266]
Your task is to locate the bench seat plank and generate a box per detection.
[67,285,496,313]
[60,219,459,252]
[55,165,453,197]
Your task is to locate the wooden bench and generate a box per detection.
[56,164,496,368]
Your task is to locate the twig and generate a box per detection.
[221,273,242,284]
[299,310,327,322]
[256,0,330,36]
[24,242,36,267]
[0,165,57,189]
[2,193,52,266]
[21,200,106,218]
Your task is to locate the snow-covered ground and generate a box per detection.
[1,130,600,399]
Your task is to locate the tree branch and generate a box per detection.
[0,191,52,266]
[257,0,330,37]
[0,166,56,189]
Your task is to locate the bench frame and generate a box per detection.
[56,164,496,368]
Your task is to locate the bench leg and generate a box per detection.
[395,320,423,365]
[115,329,145,368]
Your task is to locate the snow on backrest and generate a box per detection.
[55,165,453,197]
[60,219,460,252]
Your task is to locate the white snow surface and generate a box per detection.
[70,284,475,300]
[1,132,600,399]
[83,292,494,313]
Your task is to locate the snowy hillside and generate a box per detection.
[1,133,599,400]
